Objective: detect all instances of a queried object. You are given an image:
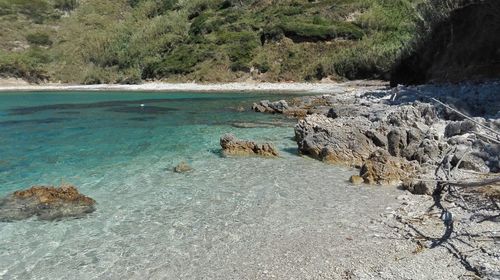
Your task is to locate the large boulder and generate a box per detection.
[220,134,279,157]
[0,184,96,221]
[295,114,375,167]
[360,150,419,185]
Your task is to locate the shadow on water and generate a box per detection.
[282,147,300,156]
[7,96,258,116]
[56,111,81,115]
[0,118,73,126]
[107,106,177,115]
[128,116,158,122]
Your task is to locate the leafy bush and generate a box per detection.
[53,0,78,12]
[279,20,365,41]
[0,0,425,83]
[0,50,48,83]
[142,45,211,78]
[26,32,52,46]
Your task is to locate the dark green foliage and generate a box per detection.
[53,0,78,12]
[26,32,52,46]
[0,0,427,83]
[0,50,49,82]
[279,21,365,42]
[0,0,54,23]
[143,45,210,78]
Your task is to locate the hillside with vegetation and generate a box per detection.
[0,0,474,84]
[392,0,500,85]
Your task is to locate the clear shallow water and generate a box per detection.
[0,91,403,279]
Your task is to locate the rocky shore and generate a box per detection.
[252,81,500,278]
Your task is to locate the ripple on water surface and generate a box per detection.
[0,91,403,279]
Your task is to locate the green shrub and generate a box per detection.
[0,50,48,83]
[26,32,52,46]
[279,20,365,41]
[53,0,78,12]
[142,45,211,77]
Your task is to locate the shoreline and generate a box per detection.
[0,79,388,93]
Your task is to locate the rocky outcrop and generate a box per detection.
[220,133,279,157]
[0,184,96,221]
[252,100,289,114]
[295,114,375,167]
[254,82,499,192]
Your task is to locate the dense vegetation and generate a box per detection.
[0,0,431,84]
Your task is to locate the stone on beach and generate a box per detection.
[402,180,437,195]
[220,133,279,157]
[349,175,364,185]
[0,184,96,221]
[360,150,419,185]
[294,114,375,167]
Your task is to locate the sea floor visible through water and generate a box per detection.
[0,91,466,279]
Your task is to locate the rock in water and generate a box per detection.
[220,133,279,157]
[251,100,289,114]
[0,184,96,221]
[174,162,193,173]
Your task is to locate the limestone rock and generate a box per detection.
[220,134,279,157]
[387,103,437,126]
[174,162,193,173]
[0,184,96,221]
[387,129,407,157]
[283,108,308,119]
[251,103,267,113]
[251,100,289,114]
[402,180,437,195]
[295,115,375,167]
[444,120,477,137]
[365,130,387,148]
[412,138,442,164]
[451,146,490,173]
[360,150,418,185]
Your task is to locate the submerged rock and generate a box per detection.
[174,162,193,173]
[0,184,96,221]
[220,134,279,157]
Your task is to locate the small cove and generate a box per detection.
[0,91,405,279]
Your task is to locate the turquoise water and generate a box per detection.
[0,91,402,279]
[0,91,298,194]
